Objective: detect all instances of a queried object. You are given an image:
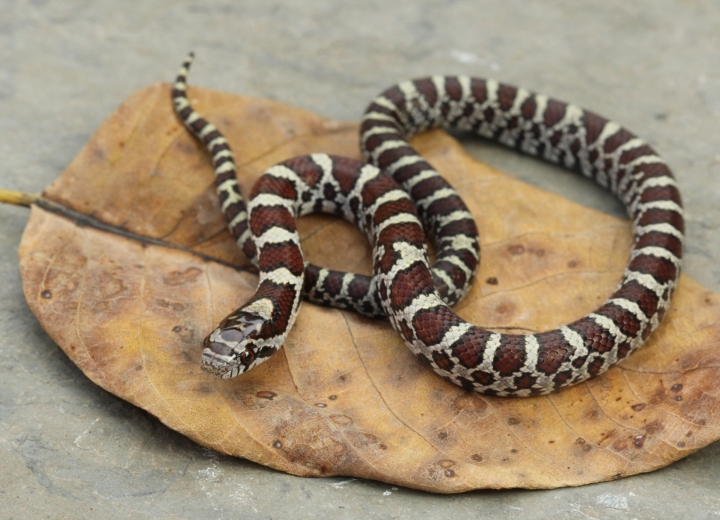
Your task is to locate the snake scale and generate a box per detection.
[173,54,683,396]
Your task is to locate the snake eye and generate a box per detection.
[239,349,256,365]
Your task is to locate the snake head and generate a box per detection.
[201,311,266,378]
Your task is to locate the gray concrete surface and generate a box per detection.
[1,1,719,518]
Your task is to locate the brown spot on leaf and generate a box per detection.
[330,414,353,426]
[163,267,202,286]
[634,434,647,448]
[344,431,384,449]
[256,391,277,400]
[597,429,617,444]
[644,420,664,435]
[96,273,126,299]
[452,393,488,413]
[154,299,186,312]
[486,277,498,285]
[631,403,646,412]
[41,289,52,299]
[573,438,592,453]
[494,300,516,318]
[508,244,525,255]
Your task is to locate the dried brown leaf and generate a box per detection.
[18,83,720,492]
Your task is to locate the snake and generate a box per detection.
[172,54,684,396]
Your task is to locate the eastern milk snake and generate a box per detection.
[172,54,683,396]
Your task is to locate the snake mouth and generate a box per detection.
[200,347,237,377]
[200,346,258,378]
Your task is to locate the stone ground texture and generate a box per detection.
[1,1,719,518]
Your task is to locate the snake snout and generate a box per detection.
[200,312,266,376]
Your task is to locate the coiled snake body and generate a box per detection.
[173,55,683,396]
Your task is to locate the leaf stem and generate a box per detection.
[0,189,39,207]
